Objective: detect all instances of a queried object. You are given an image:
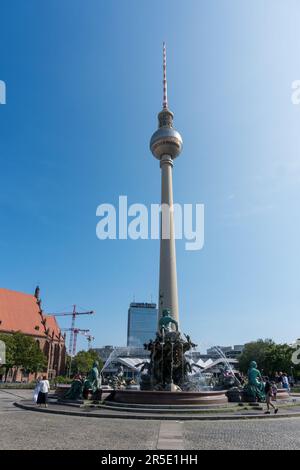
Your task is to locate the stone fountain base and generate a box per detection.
[107,389,228,406]
[274,388,290,400]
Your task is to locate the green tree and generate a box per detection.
[238,338,299,378]
[238,339,274,375]
[264,343,295,377]
[0,333,16,381]
[71,350,103,375]
[0,332,47,381]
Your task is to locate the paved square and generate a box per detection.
[1,390,300,450]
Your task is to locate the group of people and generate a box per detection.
[274,372,293,391]
[33,376,50,407]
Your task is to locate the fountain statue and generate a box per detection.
[111,365,126,389]
[64,374,83,400]
[139,309,197,391]
[83,360,101,397]
[64,361,101,401]
[243,360,265,402]
[159,309,178,333]
[217,365,238,390]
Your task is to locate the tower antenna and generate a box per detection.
[163,42,168,109]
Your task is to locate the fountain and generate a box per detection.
[108,312,228,406]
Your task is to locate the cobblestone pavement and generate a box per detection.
[184,419,300,450]
[1,390,300,450]
[0,389,160,450]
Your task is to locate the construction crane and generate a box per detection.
[68,330,95,350]
[82,333,95,350]
[49,305,94,356]
[61,328,90,357]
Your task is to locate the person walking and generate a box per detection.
[278,372,284,387]
[282,373,290,393]
[271,381,278,401]
[33,376,41,405]
[36,376,50,408]
[264,377,278,415]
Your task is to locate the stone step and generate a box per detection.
[104,400,233,410]
[99,402,240,414]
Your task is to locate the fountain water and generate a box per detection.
[213,346,242,388]
[100,347,138,388]
[100,348,118,379]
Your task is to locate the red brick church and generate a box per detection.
[0,287,66,381]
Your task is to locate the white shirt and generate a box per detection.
[40,380,50,393]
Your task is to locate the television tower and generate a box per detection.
[150,43,183,327]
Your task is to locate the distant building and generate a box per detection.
[232,345,244,356]
[0,287,66,381]
[185,350,206,362]
[206,345,244,359]
[198,357,239,375]
[93,345,114,363]
[93,346,150,381]
[207,346,227,357]
[127,302,158,347]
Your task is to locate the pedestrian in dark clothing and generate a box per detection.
[37,375,50,408]
[264,377,278,415]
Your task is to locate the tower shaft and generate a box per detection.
[158,155,179,325]
[150,43,183,330]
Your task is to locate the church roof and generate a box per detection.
[43,315,61,340]
[0,287,62,341]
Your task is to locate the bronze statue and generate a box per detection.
[243,360,265,402]
[64,375,83,400]
[158,309,178,333]
[111,365,126,389]
[83,360,101,395]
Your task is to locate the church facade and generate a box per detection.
[0,287,66,381]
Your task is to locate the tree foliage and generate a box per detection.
[238,338,300,378]
[0,333,15,368]
[71,350,103,375]
[238,339,273,374]
[0,332,47,380]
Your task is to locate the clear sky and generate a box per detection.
[0,1,300,352]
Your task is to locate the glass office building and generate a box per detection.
[127,302,158,347]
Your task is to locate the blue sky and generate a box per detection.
[0,1,300,352]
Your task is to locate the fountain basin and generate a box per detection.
[107,389,228,406]
[276,388,290,400]
[55,384,71,397]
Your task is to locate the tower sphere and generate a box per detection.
[150,43,183,160]
[150,127,183,160]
